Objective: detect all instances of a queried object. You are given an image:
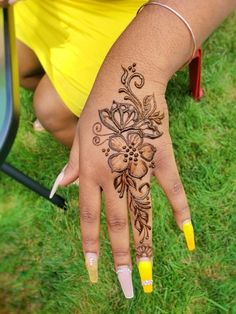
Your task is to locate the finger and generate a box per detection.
[49,125,80,198]
[154,138,195,251]
[128,176,153,294]
[79,175,101,283]
[60,123,80,186]
[103,183,134,299]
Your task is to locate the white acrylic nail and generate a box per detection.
[49,170,65,199]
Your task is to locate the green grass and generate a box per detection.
[0,13,236,314]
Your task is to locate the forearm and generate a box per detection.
[96,0,236,86]
[143,0,236,74]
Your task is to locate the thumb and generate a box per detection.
[60,132,80,186]
[49,129,79,198]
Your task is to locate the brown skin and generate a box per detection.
[59,0,236,273]
[17,40,44,91]
[33,74,78,147]
[3,0,236,283]
[77,69,172,269]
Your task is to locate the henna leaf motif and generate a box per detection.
[143,94,156,117]
[114,173,127,198]
[114,174,123,189]
[126,176,136,189]
[121,66,129,84]
[140,211,149,223]
[150,111,165,125]
[128,185,152,243]
[99,109,119,133]
[138,119,163,139]
[135,217,143,234]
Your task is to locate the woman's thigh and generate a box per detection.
[17,39,44,90]
[33,74,78,147]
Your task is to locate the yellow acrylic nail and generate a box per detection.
[85,253,98,283]
[138,258,153,293]
[183,220,195,251]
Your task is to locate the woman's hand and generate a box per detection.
[48,0,236,298]
[80,62,195,295]
[48,4,199,297]
[51,60,195,297]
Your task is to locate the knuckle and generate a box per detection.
[83,237,98,248]
[171,179,184,196]
[80,207,99,224]
[112,249,129,258]
[173,206,189,215]
[107,215,127,232]
[79,167,94,180]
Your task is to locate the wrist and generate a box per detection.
[135,5,193,76]
[100,55,168,100]
[107,5,194,85]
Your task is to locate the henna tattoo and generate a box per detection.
[92,64,164,255]
[136,245,153,259]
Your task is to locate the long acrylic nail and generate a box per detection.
[116,266,134,299]
[49,165,67,199]
[85,253,98,283]
[183,219,195,251]
[138,258,153,293]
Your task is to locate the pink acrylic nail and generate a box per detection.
[116,265,134,299]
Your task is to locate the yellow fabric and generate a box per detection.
[14,0,145,117]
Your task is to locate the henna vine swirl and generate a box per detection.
[92,64,164,255]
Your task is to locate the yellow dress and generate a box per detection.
[14,0,145,117]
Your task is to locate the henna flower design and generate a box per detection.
[98,102,138,133]
[92,64,165,252]
[108,132,156,179]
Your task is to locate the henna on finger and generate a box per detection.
[136,244,153,259]
[92,64,164,255]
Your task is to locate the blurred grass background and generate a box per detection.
[0,12,236,314]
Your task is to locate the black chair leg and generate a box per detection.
[0,162,66,210]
